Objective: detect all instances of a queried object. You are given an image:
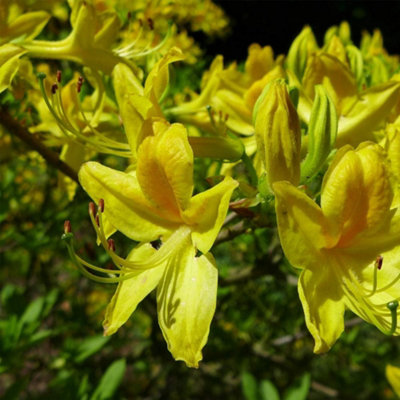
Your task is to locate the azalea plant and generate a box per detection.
[2,0,400,398]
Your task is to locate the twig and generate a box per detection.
[215,220,249,246]
[0,107,79,183]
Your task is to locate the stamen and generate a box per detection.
[51,83,58,94]
[64,220,72,234]
[77,76,84,93]
[147,18,154,30]
[89,202,96,216]
[366,255,383,297]
[386,300,398,335]
[108,239,116,252]
[57,70,62,83]
[98,198,105,213]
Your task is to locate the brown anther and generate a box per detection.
[138,18,143,26]
[95,214,100,227]
[51,83,58,94]
[98,198,105,213]
[89,202,96,216]
[147,18,154,30]
[77,76,84,93]
[127,11,131,20]
[375,255,383,270]
[56,70,62,83]
[218,110,223,119]
[64,220,72,234]
[225,113,229,121]
[107,239,116,252]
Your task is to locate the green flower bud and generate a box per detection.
[300,85,338,182]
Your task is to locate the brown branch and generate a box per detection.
[214,220,249,246]
[0,107,79,183]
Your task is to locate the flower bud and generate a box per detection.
[286,26,318,81]
[300,85,337,182]
[254,80,301,189]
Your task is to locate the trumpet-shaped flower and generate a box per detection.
[274,142,400,353]
[77,122,238,367]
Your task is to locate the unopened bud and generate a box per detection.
[300,85,337,182]
[254,80,301,189]
[286,26,318,81]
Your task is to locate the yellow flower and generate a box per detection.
[386,364,400,397]
[77,122,238,367]
[274,142,400,353]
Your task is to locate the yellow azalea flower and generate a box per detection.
[274,142,400,353]
[77,122,238,367]
[297,51,400,147]
[386,364,400,397]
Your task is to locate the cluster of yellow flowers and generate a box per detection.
[3,1,400,375]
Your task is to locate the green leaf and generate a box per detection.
[242,371,259,400]
[75,335,110,363]
[260,380,280,400]
[90,358,126,400]
[19,297,45,327]
[284,374,311,400]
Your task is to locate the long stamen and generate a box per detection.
[366,255,383,297]
[386,300,399,335]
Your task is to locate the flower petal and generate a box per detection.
[386,365,400,397]
[137,123,194,217]
[79,162,176,242]
[184,176,238,254]
[273,181,334,269]
[157,242,218,368]
[298,265,346,353]
[103,244,164,336]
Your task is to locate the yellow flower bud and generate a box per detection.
[254,80,301,187]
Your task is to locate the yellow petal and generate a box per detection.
[302,52,357,113]
[5,11,50,43]
[103,244,164,336]
[0,44,26,93]
[145,47,185,102]
[79,162,176,242]
[244,43,275,82]
[184,176,238,254]
[137,123,194,217]
[157,241,218,368]
[273,181,334,269]
[298,266,346,353]
[386,365,400,397]
[321,143,392,246]
[337,81,400,147]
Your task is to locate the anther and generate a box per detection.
[64,220,72,234]
[375,255,383,270]
[77,76,84,93]
[138,18,143,26]
[98,198,105,213]
[147,18,154,30]
[56,70,62,83]
[225,113,229,121]
[89,202,96,216]
[127,11,131,20]
[51,83,58,94]
[107,239,116,252]
[95,214,100,227]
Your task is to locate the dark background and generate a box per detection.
[208,1,400,61]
